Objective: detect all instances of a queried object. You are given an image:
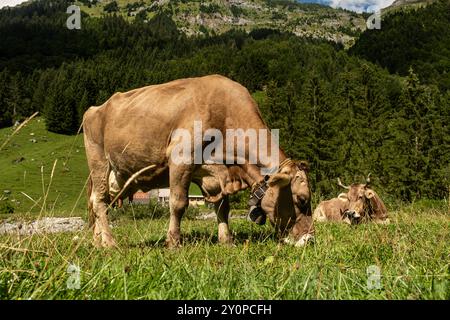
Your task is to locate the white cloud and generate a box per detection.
[328,0,396,12]
[0,0,29,9]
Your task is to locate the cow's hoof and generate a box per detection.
[93,232,117,248]
[102,240,118,248]
[93,239,117,249]
[283,234,315,247]
[218,237,234,246]
[99,235,118,248]
[375,218,390,225]
[295,234,314,247]
[165,239,182,249]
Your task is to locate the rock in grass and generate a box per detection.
[0,217,86,235]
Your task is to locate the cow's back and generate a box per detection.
[313,196,349,222]
[83,75,267,179]
[101,74,261,132]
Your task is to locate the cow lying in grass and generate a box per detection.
[313,175,389,225]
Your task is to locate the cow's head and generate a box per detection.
[290,161,312,214]
[337,174,381,224]
[259,159,314,246]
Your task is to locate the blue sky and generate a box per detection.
[0,0,396,12]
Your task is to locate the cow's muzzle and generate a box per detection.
[345,210,362,224]
[248,205,266,225]
[283,233,315,247]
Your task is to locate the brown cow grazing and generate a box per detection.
[83,75,314,248]
[313,174,389,225]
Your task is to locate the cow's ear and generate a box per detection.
[295,160,310,172]
[365,189,375,199]
[267,173,291,188]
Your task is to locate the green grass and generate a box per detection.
[0,207,448,299]
[0,117,449,299]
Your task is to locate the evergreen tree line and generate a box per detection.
[350,0,450,92]
[0,1,448,201]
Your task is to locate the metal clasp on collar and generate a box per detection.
[254,186,266,200]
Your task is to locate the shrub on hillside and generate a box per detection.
[104,1,119,13]
[0,198,14,214]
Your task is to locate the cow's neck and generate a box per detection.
[230,117,289,184]
[240,150,288,185]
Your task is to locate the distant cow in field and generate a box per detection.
[313,175,389,224]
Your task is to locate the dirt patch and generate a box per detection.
[0,217,86,235]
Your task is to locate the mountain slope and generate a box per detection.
[389,0,435,8]
[76,0,366,45]
[382,0,438,13]
[351,0,450,90]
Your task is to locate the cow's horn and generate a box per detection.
[337,177,350,190]
[366,173,371,186]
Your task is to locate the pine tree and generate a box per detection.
[43,68,79,134]
[6,72,23,122]
[0,69,12,128]
[32,70,53,113]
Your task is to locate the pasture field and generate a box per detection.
[0,205,448,300]
[0,118,449,300]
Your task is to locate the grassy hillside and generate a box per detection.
[0,118,88,214]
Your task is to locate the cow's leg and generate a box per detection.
[86,143,117,248]
[166,164,193,248]
[287,213,315,247]
[90,166,117,248]
[215,196,233,245]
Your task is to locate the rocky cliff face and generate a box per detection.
[79,0,367,46]
[386,0,437,10]
[390,0,431,7]
[382,0,437,14]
